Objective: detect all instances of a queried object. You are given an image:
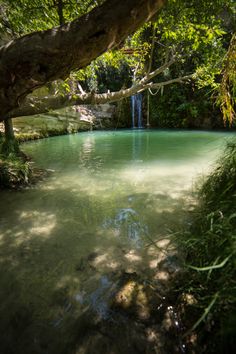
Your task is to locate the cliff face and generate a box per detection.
[0,104,118,139]
[1,101,226,139]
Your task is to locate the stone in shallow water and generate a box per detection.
[111,272,163,322]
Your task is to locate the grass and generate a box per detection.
[0,154,32,188]
[0,128,64,188]
[176,141,236,353]
[15,128,70,142]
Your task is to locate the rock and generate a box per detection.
[111,272,162,322]
[6,103,118,139]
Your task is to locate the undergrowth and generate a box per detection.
[177,141,236,353]
[0,154,32,188]
[0,136,32,188]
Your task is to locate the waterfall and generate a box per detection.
[131,93,143,128]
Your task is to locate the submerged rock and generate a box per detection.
[111,272,163,322]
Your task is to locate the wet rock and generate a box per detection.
[73,269,189,354]
[158,254,182,275]
[111,272,162,322]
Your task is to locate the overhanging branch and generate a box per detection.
[7,63,195,119]
[0,0,165,120]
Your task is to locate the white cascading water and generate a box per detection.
[131,93,142,128]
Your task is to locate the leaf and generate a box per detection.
[186,254,232,271]
[229,213,236,221]
[183,292,219,337]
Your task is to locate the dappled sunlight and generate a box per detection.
[40,165,198,200]
[154,270,170,281]
[29,213,56,237]
[0,130,233,353]
[124,249,142,263]
[156,238,171,248]
[149,257,164,269]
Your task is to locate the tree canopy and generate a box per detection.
[0,0,165,121]
[0,0,235,125]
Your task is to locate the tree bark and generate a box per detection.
[1,118,20,156]
[57,0,65,26]
[7,73,193,119]
[4,118,15,141]
[6,57,189,119]
[0,0,165,121]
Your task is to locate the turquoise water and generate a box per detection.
[0,129,235,353]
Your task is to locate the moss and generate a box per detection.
[14,128,69,143]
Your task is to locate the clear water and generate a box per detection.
[0,129,235,353]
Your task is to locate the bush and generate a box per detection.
[0,154,32,188]
[177,141,236,353]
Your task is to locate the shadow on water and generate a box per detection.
[0,185,191,354]
[2,129,232,353]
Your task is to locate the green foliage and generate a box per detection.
[0,138,20,157]
[0,0,235,128]
[0,135,31,188]
[153,0,233,73]
[201,142,236,211]
[137,0,235,128]
[93,59,132,93]
[177,141,236,353]
[0,0,101,35]
[216,33,236,125]
[0,154,31,188]
[149,84,219,128]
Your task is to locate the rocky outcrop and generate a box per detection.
[0,104,117,140]
[77,104,117,129]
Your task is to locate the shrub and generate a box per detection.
[0,154,32,188]
[177,141,236,353]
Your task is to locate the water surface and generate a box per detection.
[0,129,235,353]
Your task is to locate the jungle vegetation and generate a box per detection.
[0,0,235,352]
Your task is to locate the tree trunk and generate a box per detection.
[4,118,15,141]
[57,0,65,26]
[1,118,20,156]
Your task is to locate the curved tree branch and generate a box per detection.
[7,59,194,120]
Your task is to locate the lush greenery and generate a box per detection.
[148,84,220,128]
[0,1,235,352]
[177,142,236,353]
[0,143,31,189]
[217,33,236,125]
[0,155,31,188]
[1,0,235,129]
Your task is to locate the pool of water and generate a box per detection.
[0,129,235,353]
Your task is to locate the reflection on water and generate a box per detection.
[103,208,148,248]
[0,129,235,353]
[75,275,115,320]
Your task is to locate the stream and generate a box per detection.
[0,129,235,354]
